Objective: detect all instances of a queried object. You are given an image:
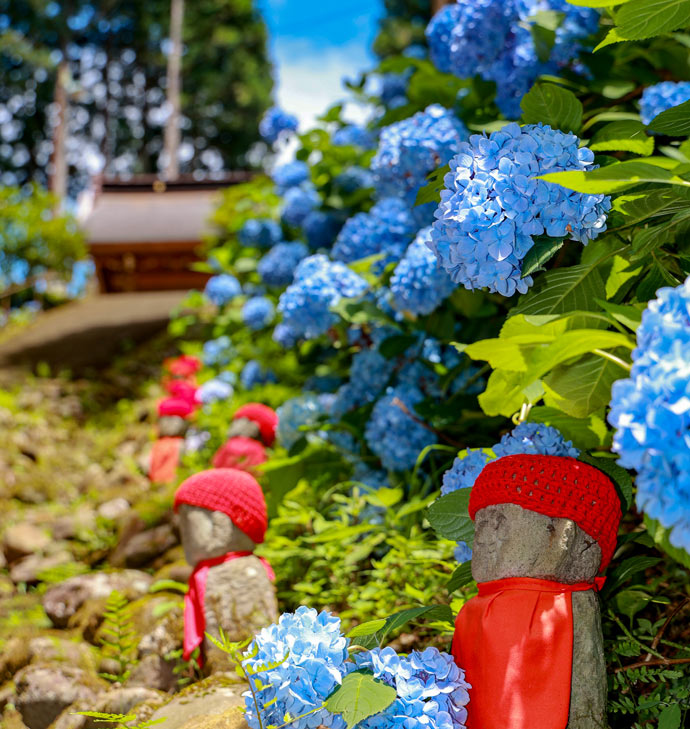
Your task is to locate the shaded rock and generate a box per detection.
[130,595,184,649]
[10,552,74,585]
[2,705,31,729]
[3,524,51,564]
[111,525,177,569]
[49,687,167,729]
[97,498,130,522]
[126,655,177,693]
[27,637,97,672]
[43,571,153,628]
[14,664,107,729]
[0,548,6,569]
[51,510,96,541]
[0,637,31,682]
[149,676,248,729]
[153,559,192,585]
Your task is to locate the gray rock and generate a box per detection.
[49,686,167,729]
[10,551,75,585]
[51,509,96,541]
[27,637,97,671]
[471,503,606,729]
[203,556,278,673]
[149,677,248,729]
[97,498,130,522]
[111,525,178,568]
[2,524,51,563]
[14,664,107,729]
[126,655,177,693]
[42,571,153,628]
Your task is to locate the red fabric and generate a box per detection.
[166,355,201,377]
[470,454,621,570]
[174,468,268,544]
[452,577,601,729]
[166,380,199,404]
[212,437,267,472]
[234,403,278,446]
[158,397,195,419]
[184,551,275,665]
[149,437,183,483]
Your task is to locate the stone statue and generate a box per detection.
[212,403,278,472]
[147,397,194,484]
[451,453,621,729]
[174,468,278,672]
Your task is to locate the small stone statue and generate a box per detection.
[174,468,278,672]
[148,397,194,484]
[452,454,621,729]
[212,403,278,472]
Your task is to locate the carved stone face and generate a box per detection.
[159,415,188,438]
[471,503,602,584]
[228,417,262,441]
[178,504,256,566]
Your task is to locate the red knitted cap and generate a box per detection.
[233,403,278,446]
[166,380,199,403]
[469,454,621,570]
[158,397,195,418]
[165,355,201,377]
[212,437,268,472]
[174,468,268,544]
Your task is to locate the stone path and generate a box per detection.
[0,291,187,373]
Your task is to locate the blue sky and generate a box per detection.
[257,0,383,133]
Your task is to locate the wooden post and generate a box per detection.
[50,60,70,203]
[163,0,184,181]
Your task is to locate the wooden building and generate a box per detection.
[84,174,251,293]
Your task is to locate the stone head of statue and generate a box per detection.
[159,415,189,438]
[178,504,256,566]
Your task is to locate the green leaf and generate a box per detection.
[648,98,690,135]
[565,0,632,5]
[589,120,654,155]
[594,299,643,330]
[602,556,661,597]
[543,353,625,418]
[644,515,690,568]
[326,671,397,729]
[521,82,583,133]
[521,237,564,277]
[378,334,419,359]
[149,579,188,595]
[527,406,609,449]
[613,188,690,224]
[605,254,643,299]
[658,704,682,729]
[578,453,633,512]
[538,161,690,194]
[346,619,387,638]
[511,264,606,321]
[616,0,690,41]
[447,562,474,593]
[415,164,450,207]
[426,489,472,541]
[350,605,454,649]
[614,589,653,619]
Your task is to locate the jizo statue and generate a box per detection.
[174,468,278,671]
[451,454,621,729]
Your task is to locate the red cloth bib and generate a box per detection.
[149,437,183,484]
[184,551,275,665]
[452,577,602,729]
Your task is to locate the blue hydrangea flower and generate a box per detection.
[303,211,342,250]
[276,394,328,449]
[184,428,211,454]
[197,378,233,405]
[336,166,375,193]
[353,646,470,729]
[282,184,321,227]
[372,105,468,222]
[426,4,463,73]
[202,335,235,367]
[243,607,349,729]
[454,541,473,563]
[398,360,442,399]
[273,321,299,348]
[272,160,310,192]
[258,241,309,287]
[259,106,299,144]
[404,44,427,60]
[429,123,611,297]
[333,197,417,270]
[640,81,690,127]
[332,125,377,149]
[238,218,282,248]
[442,449,493,495]
[493,421,580,459]
[204,274,242,306]
[331,350,396,417]
[365,385,436,471]
[240,360,276,390]
[242,296,275,330]
[380,73,409,107]
[390,227,457,315]
[278,255,369,339]
[608,277,690,552]
[352,462,390,491]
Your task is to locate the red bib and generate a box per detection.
[149,437,183,484]
[452,577,601,729]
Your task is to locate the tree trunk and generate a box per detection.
[431,0,453,13]
[163,0,184,181]
[50,60,69,203]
